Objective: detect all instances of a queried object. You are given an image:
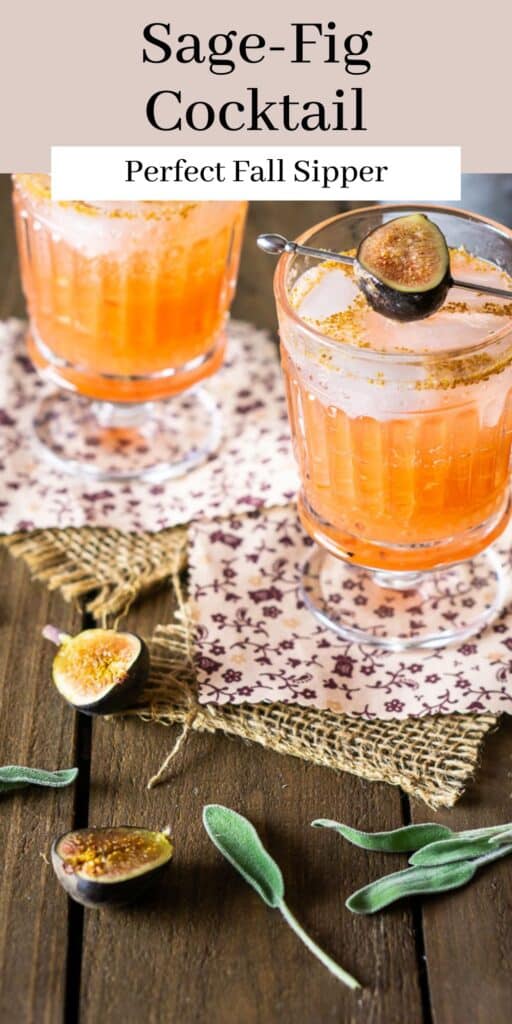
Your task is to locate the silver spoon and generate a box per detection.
[257,233,512,302]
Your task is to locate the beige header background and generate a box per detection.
[0,0,509,172]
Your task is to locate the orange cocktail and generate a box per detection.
[13,176,246,402]
[13,175,246,480]
[275,205,512,648]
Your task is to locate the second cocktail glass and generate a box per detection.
[275,205,512,649]
[13,175,246,480]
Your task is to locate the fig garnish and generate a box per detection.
[258,226,512,321]
[355,213,452,321]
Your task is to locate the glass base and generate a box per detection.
[33,387,222,482]
[300,546,508,650]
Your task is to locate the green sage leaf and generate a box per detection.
[203,804,284,906]
[346,861,478,914]
[410,835,507,867]
[0,765,78,795]
[312,819,453,853]
[203,805,361,989]
[488,829,512,846]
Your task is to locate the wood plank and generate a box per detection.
[0,174,25,319]
[0,548,81,1023]
[411,719,512,1024]
[80,586,424,1024]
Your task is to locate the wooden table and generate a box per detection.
[1,177,512,1024]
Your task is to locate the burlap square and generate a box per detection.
[3,525,498,808]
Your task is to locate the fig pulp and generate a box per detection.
[355,213,452,321]
[51,826,173,908]
[43,626,149,714]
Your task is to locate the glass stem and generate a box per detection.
[372,570,428,592]
[91,401,155,430]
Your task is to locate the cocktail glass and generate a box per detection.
[274,205,512,649]
[13,175,246,480]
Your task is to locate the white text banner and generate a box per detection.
[51,146,461,201]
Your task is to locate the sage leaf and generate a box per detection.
[410,835,507,867]
[203,804,284,906]
[347,841,512,914]
[458,823,512,840]
[488,829,512,846]
[346,861,478,914]
[312,819,453,853]
[203,805,360,989]
[0,766,78,795]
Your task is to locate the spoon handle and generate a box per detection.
[257,233,512,302]
[289,242,355,267]
[451,278,512,302]
[291,250,512,300]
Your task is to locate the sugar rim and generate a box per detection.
[11,174,199,220]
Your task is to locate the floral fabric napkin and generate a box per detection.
[189,505,512,719]
[0,319,297,532]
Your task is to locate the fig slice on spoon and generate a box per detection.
[355,213,451,321]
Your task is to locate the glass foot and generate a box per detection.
[300,546,508,650]
[34,387,222,482]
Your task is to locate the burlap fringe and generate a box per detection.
[124,625,498,809]
[2,527,187,621]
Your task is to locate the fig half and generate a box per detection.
[51,826,173,908]
[43,626,149,714]
[355,213,452,321]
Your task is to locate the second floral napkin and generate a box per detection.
[189,505,512,719]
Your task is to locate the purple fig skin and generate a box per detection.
[51,826,173,908]
[355,263,452,322]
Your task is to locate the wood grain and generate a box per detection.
[80,587,423,1024]
[0,175,24,318]
[412,719,512,1024]
[0,548,81,1023]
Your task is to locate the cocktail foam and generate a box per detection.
[13,175,232,260]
